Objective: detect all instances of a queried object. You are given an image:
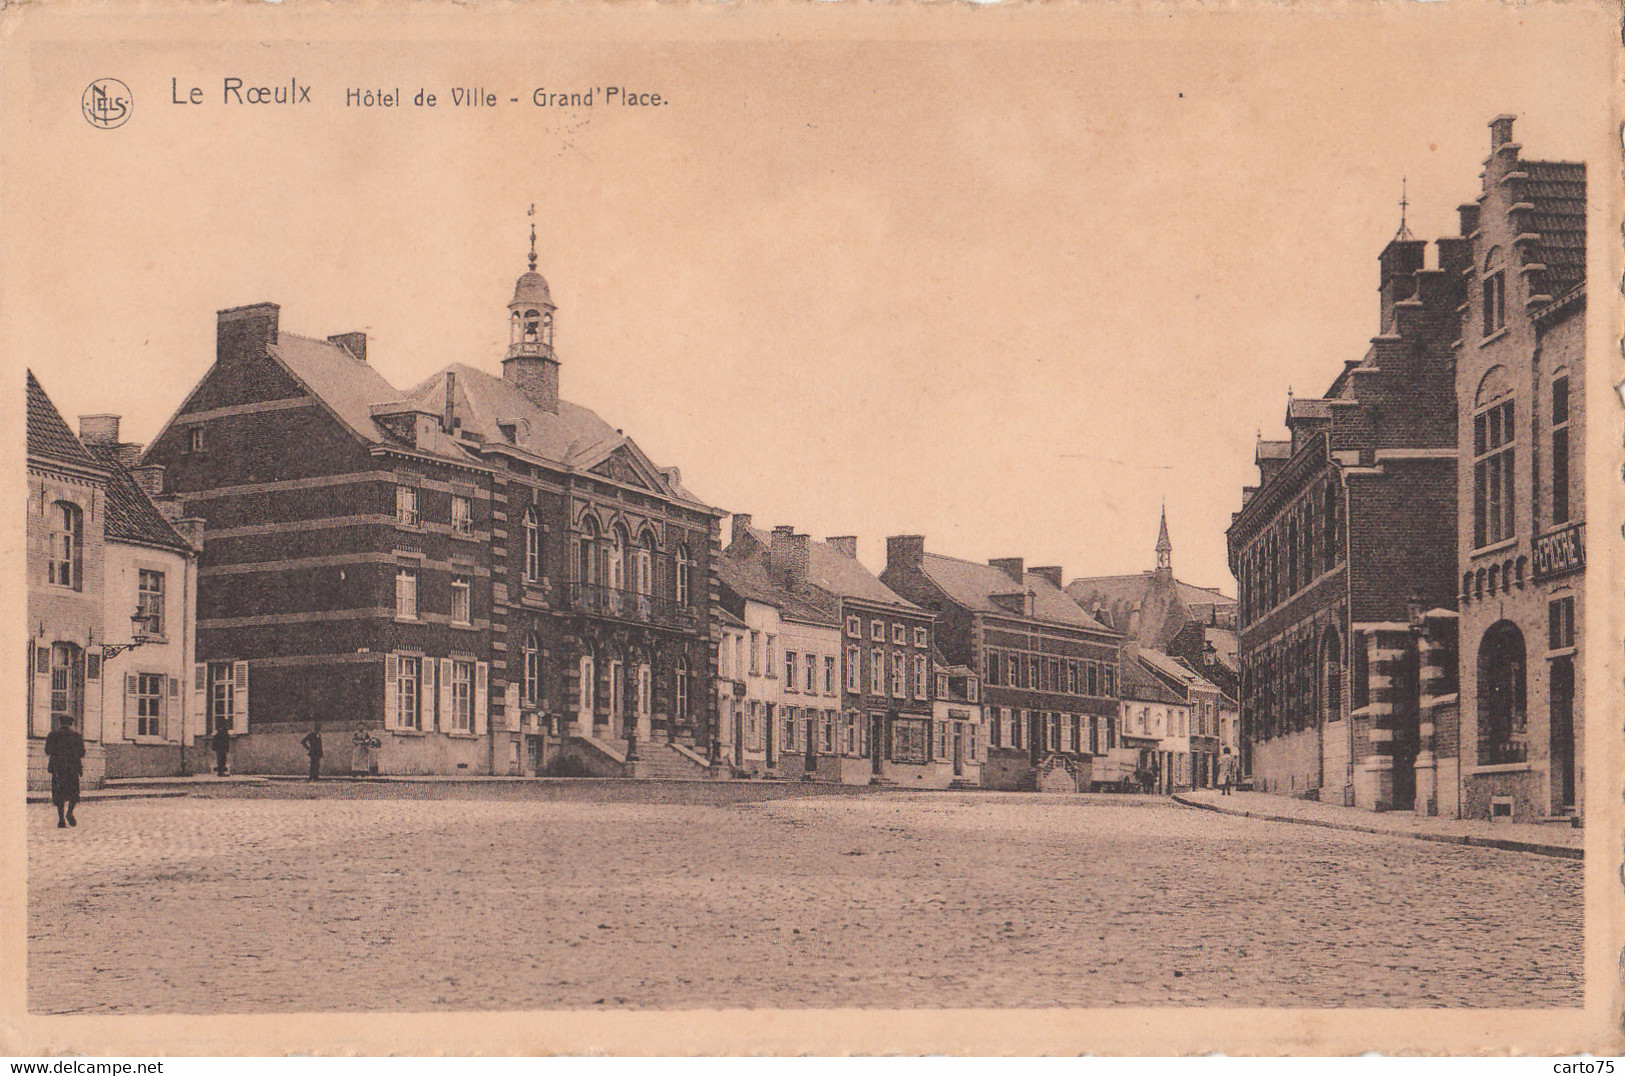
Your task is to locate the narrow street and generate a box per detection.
[28,789,1581,1013]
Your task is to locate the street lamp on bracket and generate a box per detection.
[101,608,156,662]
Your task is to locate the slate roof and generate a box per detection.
[395,362,711,509]
[920,552,1112,633]
[1136,648,1220,698]
[1065,573,1236,611]
[715,553,840,627]
[742,526,918,611]
[271,334,406,445]
[1256,440,1291,461]
[263,328,711,509]
[86,444,193,555]
[27,371,102,470]
[1118,656,1184,705]
[1522,160,1586,296]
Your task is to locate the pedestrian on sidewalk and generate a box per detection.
[300,722,323,781]
[44,715,85,828]
[1219,746,1237,796]
[211,719,232,777]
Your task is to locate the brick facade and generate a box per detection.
[1453,116,1585,822]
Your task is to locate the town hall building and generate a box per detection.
[138,234,724,777]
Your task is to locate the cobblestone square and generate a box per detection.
[27,788,1581,1013]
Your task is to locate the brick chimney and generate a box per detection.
[886,535,925,574]
[769,526,810,589]
[442,371,457,433]
[218,303,279,365]
[989,557,1025,584]
[827,536,858,559]
[128,464,167,499]
[77,414,120,447]
[327,332,367,363]
[730,513,754,550]
[1031,565,1064,590]
[1489,114,1516,152]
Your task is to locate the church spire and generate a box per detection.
[1155,503,1172,573]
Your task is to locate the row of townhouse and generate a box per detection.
[1227,115,1585,823]
[27,230,1238,792]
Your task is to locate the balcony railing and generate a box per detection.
[566,582,698,631]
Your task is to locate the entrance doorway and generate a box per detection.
[952,722,965,776]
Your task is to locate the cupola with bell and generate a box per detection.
[502,210,561,414]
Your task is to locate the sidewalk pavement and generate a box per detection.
[1173,788,1582,859]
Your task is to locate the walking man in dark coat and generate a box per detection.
[300,722,323,781]
[211,719,232,777]
[44,716,86,828]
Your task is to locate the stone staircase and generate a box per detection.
[633,741,712,780]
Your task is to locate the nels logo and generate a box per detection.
[81,78,132,129]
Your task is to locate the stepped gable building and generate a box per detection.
[723,519,936,786]
[714,545,842,778]
[1227,173,1467,811]
[139,240,724,777]
[880,536,1121,793]
[1065,508,1237,649]
[26,374,200,788]
[1454,116,1585,823]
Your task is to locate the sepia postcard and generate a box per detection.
[2,0,1621,1058]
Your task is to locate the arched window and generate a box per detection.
[1482,246,1506,335]
[1474,568,1486,601]
[523,308,541,343]
[522,632,541,706]
[675,543,692,607]
[1321,628,1342,724]
[636,532,654,597]
[1488,564,1500,595]
[509,310,522,345]
[48,501,82,590]
[675,657,690,723]
[1462,572,1474,602]
[523,507,542,583]
[541,310,554,348]
[1473,367,1516,548]
[608,526,628,592]
[1477,621,1527,765]
[577,516,599,586]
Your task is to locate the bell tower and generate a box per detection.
[1155,504,1173,577]
[503,213,560,414]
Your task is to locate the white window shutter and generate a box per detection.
[474,662,489,736]
[123,672,138,741]
[504,682,520,732]
[233,660,249,733]
[419,660,434,732]
[166,674,179,742]
[193,663,207,739]
[383,654,398,732]
[438,659,453,733]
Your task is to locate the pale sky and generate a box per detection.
[7,6,1612,596]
